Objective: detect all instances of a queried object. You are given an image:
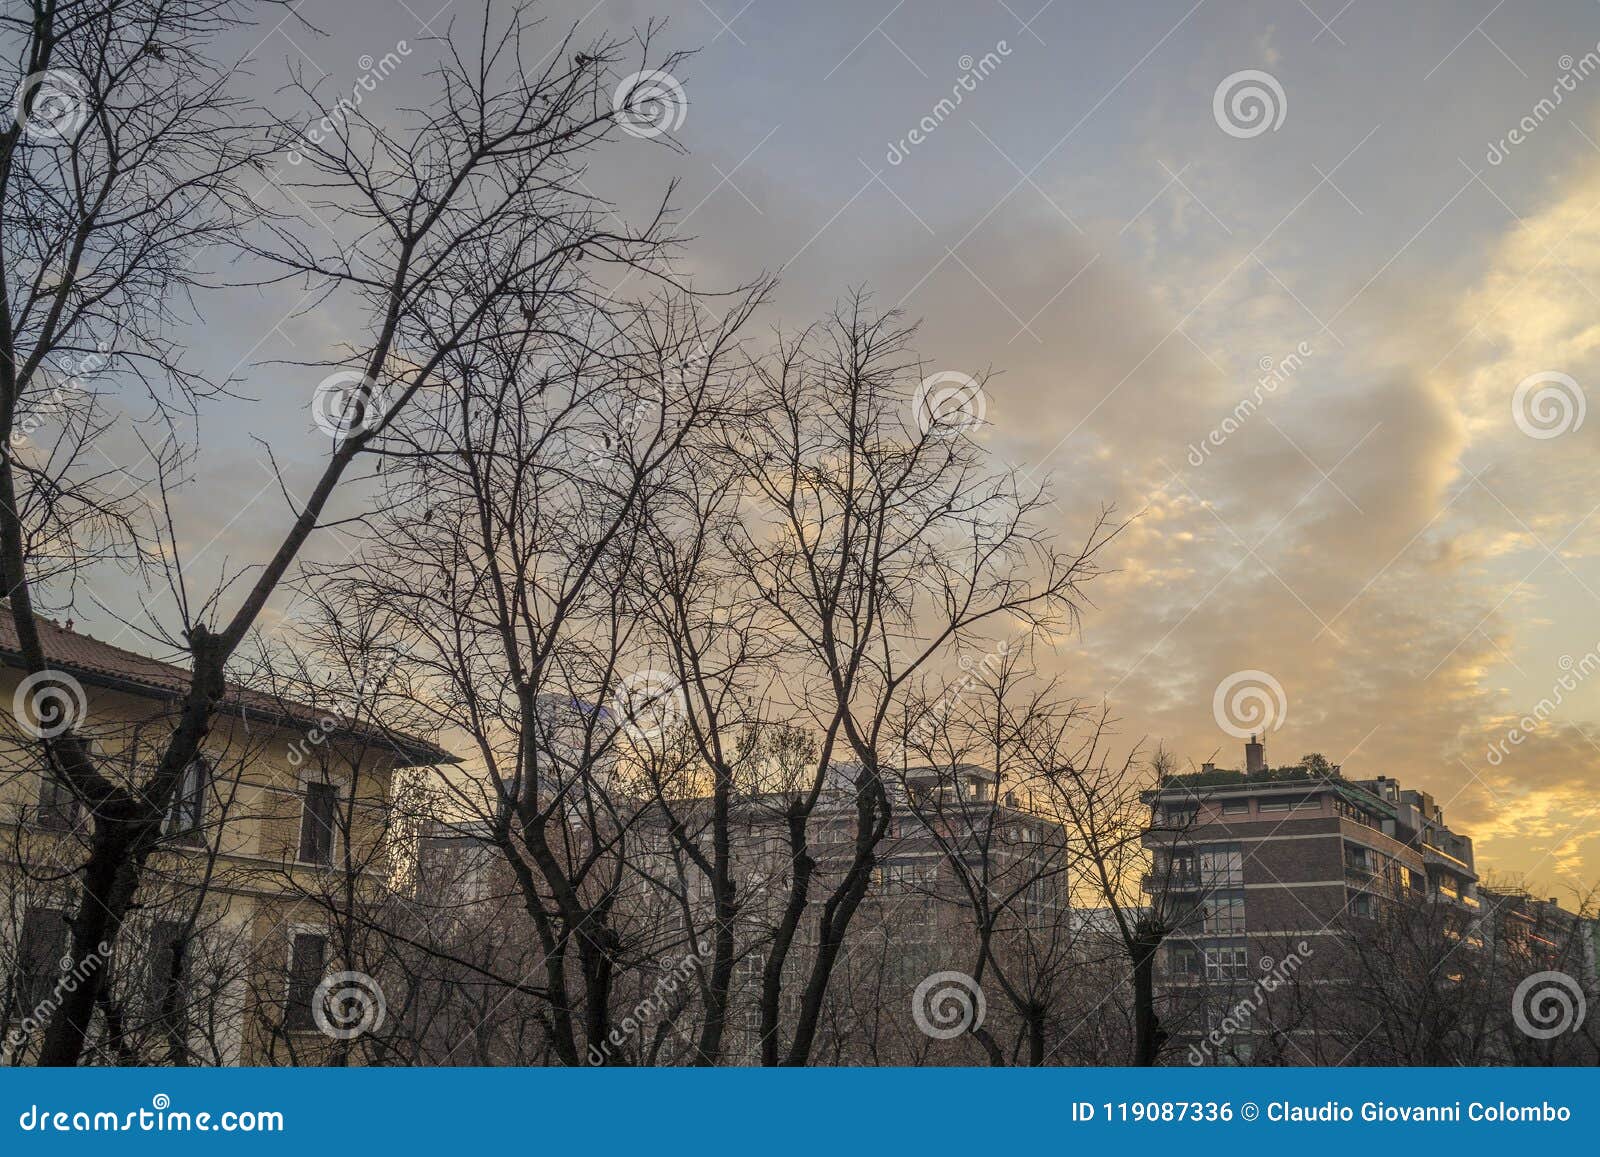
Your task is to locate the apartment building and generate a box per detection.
[1141,735,1596,1063]
[415,758,1072,1063]
[1,610,451,1064]
[1143,736,1481,979]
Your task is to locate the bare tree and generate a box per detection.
[0,0,696,1064]
[725,298,1116,1065]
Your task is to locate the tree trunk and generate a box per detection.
[1131,923,1167,1066]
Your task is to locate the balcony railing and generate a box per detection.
[1141,870,1201,892]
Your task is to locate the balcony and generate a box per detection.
[1142,870,1201,893]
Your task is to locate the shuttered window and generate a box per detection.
[285,932,327,1030]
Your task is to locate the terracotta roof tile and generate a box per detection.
[0,607,453,766]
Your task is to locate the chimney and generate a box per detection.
[1245,734,1266,775]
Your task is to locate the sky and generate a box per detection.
[37,0,1600,894]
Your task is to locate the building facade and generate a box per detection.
[1142,736,1595,1064]
[1,610,450,1064]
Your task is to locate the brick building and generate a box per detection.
[1141,735,1594,1063]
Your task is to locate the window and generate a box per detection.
[1221,800,1250,815]
[285,932,327,1031]
[1162,806,1198,826]
[147,920,188,1029]
[1198,846,1243,887]
[35,772,78,830]
[1203,946,1249,982]
[1349,893,1378,919]
[16,907,69,1011]
[735,952,765,990]
[1169,946,1200,977]
[1335,799,1378,828]
[1258,799,1292,812]
[1202,896,1247,934]
[164,758,209,845]
[297,781,339,864]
